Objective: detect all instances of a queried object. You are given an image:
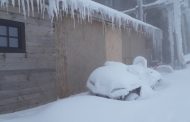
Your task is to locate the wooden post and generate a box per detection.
[54,18,69,98]
[137,0,144,21]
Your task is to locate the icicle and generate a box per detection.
[39,0,46,15]
[56,0,60,18]
[26,0,30,16]
[11,0,15,7]
[42,0,46,18]
[0,0,8,8]
[48,0,59,22]
[21,0,26,18]
[30,0,34,16]
[18,0,21,13]
[0,0,160,36]
[40,0,43,13]
[173,0,185,66]
[36,0,40,13]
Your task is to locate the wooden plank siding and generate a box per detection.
[0,7,57,114]
[0,4,160,114]
[55,16,154,99]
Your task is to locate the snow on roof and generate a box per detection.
[0,0,160,34]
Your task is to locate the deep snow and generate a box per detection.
[0,65,190,122]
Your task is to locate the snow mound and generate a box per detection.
[184,54,190,64]
[133,56,148,68]
[155,65,174,74]
[87,58,162,100]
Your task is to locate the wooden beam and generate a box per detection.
[122,6,138,14]
[123,0,172,14]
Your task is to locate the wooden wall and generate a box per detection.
[0,7,160,114]
[0,8,57,114]
[105,26,123,62]
[55,17,155,98]
[122,29,152,64]
[55,17,106,97]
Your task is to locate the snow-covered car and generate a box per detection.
[127,65,161,89]
[87,56,162,100]
[155,65,174,74]
[87,65,142,100]
[128,56,161,88]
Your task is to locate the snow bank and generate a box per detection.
[184,54,190,64]
[0,0,160,34]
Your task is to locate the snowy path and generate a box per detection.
[0,65,190,122]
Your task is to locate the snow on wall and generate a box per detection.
[167,8,175,65]
[173,0,185,66]
[166,0,186,66]
[149,0,186,66]
[0,0,160,34]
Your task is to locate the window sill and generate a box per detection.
[0,48,26,53]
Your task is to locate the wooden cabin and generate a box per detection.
[0,0,162,114]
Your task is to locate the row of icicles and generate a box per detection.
[0,0,161,34]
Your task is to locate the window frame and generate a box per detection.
[0,19,25,53]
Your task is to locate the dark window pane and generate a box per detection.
[0,37,7,47]
[9,38,18,48]
[9,27,18,37]
[0,19,25,53]
[0,26,7,36]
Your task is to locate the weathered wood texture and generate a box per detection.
[105,26,123,62]
[0,5,158,114]
[55,17,106,97]
[0,7,57,114]
[122,29,152,64]
[55,17,155,98]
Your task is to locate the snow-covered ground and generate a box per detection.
[184,54,190,64]
[1,65,190,122]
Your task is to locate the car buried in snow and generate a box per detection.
[86,57,162,101]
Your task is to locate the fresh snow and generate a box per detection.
[1,65,190,122]
[184,54,190,64]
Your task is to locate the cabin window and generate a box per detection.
[0,19,25,53]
